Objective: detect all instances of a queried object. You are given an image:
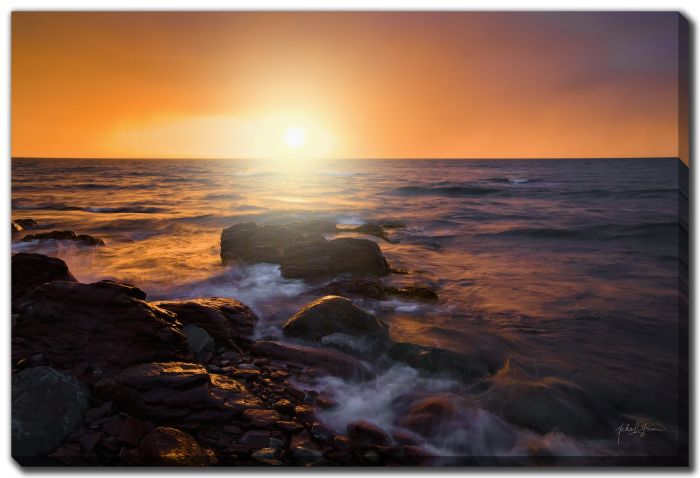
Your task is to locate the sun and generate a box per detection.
[283,127,306,149]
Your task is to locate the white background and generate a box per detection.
[0,0,696,476]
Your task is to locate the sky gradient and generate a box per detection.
[11,12,687,162]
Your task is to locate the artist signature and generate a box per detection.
[615,422,666,445]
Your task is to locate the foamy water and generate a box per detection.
[11,157,687,462]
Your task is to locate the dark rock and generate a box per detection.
[319,277,387,300]
[251,340,373,380]
[251,447,282,465]
[310,421,334,442]
[14,218,39,229]
[239,430,270,449]
[288,219,338,234]
[22,230,105,246]
[275,420,303,432]
[274,398,295,414]
[153,297,259,345]
[85,400,114,423]
[11,253,77,312]
[388,342,490,383]
[139,427,215,466]
[12,367,90,458]
[12,221,22,234]
[182,324,215,360]
[117,416,145,447]
[102,417,124,437]
[220,222,305,265]
[78,431,102,453]
[95,362,263,423]
[294,405,316,425]
[347,420,393,448]
[13,280,189,373]
[291,445,323,465]
[283,295,389,344]
[243,409,281,429]
[280,238,389,279]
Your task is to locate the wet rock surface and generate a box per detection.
[153,297,258,345]
[283,295,389,345]
[13,280,189,373]
[221,221,390,279]
[11,252,77,311]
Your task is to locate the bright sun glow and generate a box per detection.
[283,127,306,149]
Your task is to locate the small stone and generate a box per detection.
[78,431,102,453]
[85,401,113,423]
[102,417,124,437]
[347,420,392,448]
[239,430,270,449]
[243,409,281,429]
[294,404,315,424]
[276,420,304,432]
[116,416,145,447]
[291,446,323,465]
[310,421,334,442]
[274,399,295,415]
[251,447,281,465]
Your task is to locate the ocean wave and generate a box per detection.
[12,202,169,214]
[485,222,680,242]
[386,185,501,197]
[487,177,533,184]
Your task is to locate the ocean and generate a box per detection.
[11,157,688,463]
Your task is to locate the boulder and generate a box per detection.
[220,222,304,265]
[11,253,77,312]
[12,367,90,459]
[21,230,105,246]
[13,280,189,373]
[139,427,215,466]
[153,297,258,345]
[283,296,389,344]
[251,341,373,380]
[280,238,389,279]
[388,342,490,383]
[95,362,263,423]
[398,394,459,438]
[319,278,387,300]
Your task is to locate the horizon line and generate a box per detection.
[11,156,682,161]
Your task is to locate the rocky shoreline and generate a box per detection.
[12,219,461,467]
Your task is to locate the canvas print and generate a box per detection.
[10,11,689,467]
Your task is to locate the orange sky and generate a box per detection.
[11,12,687,162]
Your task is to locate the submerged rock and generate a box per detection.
[385,284,439,302]
[154,297,258,346]
[388,342,490,383]
[349,224,391,241]
[283,296,389,346]
[280,238,389,279]
[13,280,189,373]
[139,427,215,466]
[251,340,373,380]
[21,230,105,246]
[11,253,77,312]
[14,218,39,229]
[12,367,90,459]
[480,371,613,438]
[347,420,393,448]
